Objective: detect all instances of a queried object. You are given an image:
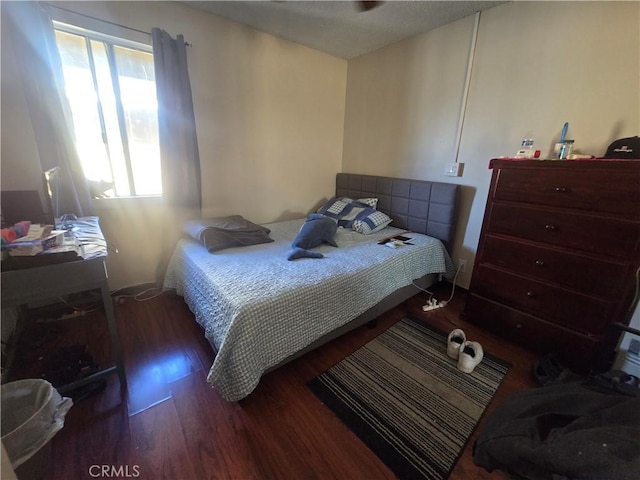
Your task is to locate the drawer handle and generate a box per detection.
[545,224,556,231]
[526,291,536,298]
[535,260,545,266]
[516,323,523,329]
[554,186,567,193]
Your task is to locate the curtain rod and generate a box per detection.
[46,4,192,46]
[47,3,151,37]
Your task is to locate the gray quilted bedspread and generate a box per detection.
[164,218,453,401]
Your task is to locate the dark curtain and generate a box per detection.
[152,28,202,284]
[3,2,92,218]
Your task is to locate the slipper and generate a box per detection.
[458,341,484,373]
[447,329,466,360]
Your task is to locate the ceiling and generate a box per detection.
[182,1,507,59]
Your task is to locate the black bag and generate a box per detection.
[603,136,640,159]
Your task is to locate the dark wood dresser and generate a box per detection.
[464,159,640,373]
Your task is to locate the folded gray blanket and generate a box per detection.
[183,215,273,252]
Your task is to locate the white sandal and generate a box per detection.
[447,329,466,360]
[458,341,484,373]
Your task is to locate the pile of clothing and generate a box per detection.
[474,357,640,480]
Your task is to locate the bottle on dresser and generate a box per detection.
[515,132,540,158]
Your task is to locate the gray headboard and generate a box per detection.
[336,173,459,252]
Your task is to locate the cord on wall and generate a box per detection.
[453,10,481,164]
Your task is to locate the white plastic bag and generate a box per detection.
[1,379,72,468]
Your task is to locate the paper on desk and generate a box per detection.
[15,224,53,241]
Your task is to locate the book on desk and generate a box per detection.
[2,232,85,270]
[6,229,65,256]
[1,216,107,271]
[2,245,85,269]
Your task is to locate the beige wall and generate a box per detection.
[0,14,43,193]
[1,1,347,290]
[2,1,638,291]
[342,0,640,287]
[343,15,475,177]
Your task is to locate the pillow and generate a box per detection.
[351,209,393,235]
[183,215,273,252]
[318,196,378,211]
[338,196,378,209]
[315,197,391,234]
[335,204,368,228]
[288,214,338,260]
[316,197,379,223]
[357,197,378,209]
[316,197,353,221]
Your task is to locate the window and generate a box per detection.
[53,22,161,198]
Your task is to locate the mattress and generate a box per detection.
[164,218,453,401]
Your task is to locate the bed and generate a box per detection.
[163,173,459,401]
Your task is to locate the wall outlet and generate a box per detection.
[457,258,467,273]
[444,162,463,177]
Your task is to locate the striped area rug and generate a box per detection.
[308,316,510,480]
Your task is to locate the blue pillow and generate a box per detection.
[287,214,337,260]
[316,197,354,221]
[316,197,392,234]
[351,209,393,234]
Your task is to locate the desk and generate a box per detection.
[1,217,126,394]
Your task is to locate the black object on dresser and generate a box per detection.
[464,159,640,373]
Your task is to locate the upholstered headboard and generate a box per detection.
[336,173,459,252]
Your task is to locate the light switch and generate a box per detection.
[444,162,463,177]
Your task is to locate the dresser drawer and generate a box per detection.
[494,168,640,219]
[473,265,615,335]
[481,235,628,298]
[487,203,639,259]
[464,294,600,373]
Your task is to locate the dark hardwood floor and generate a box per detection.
[14,282,539,479]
